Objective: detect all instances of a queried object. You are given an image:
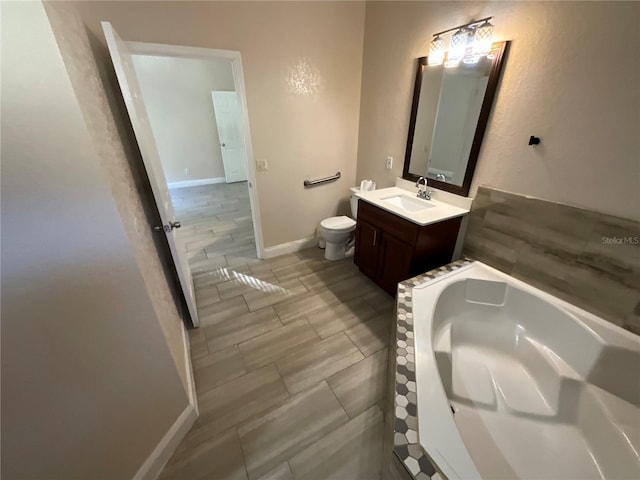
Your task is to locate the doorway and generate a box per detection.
[103,22,264,327]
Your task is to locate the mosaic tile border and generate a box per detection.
[392,259,472,480]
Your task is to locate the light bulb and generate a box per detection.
[473,20,494,57]
[428,35,445,66]
[448,28,467,65]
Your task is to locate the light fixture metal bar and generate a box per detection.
[432,16,493,37]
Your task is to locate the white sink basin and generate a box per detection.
[355,186,470,226]
[382,195,435,212]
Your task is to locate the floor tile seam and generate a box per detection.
[362,343,386,358]
[232,425,252,480]
[165,424,239,474]
[274,291,344,325]
[235,395,322,466]
[268,381,352,468]
[194,378,292,435]
[207,336,268,373]
[192,367,250,405]
[196,299,237,319]
[240,294,252,319]
[193,332,212,359]
[342,328,367,358]
[214,290,248,304]
[325,344,386,387]
[272,360,295,397]
[234,316,320,354]
[275,332,365,396]
[318,341,369,382]
[201,306,279,342]
[306,308,378,338]
[284,461,295,480]
[237,321,322,374]
[325,350,390,420]
[276,312,288,327]
[325,375,353,420]
[321,271,362,289]
[267,293,315,321]
[304,314,325,339]
[215,267,270,295]
[194,281,221,294]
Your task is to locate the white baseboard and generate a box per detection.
[168,177,226,189]
[133,324,199,480]
[132,403,197,480]
[262,236,318,259]
[181,322,199,416]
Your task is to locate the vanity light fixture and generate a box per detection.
[428,17,495,67]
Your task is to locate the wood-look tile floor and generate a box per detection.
[162,184,394,480]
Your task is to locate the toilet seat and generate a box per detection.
[320,216,356,231]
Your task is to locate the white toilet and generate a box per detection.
[319,187,360,261]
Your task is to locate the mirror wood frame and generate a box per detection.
[402,41,510,196]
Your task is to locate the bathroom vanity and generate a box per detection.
[356,39,509,297]
[354,186,468,295]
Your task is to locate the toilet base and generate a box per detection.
[324,241,353,261]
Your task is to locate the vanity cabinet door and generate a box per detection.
[354,219,381,279]
[355,200,462,297]
[377,234,413,295]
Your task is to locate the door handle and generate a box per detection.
[373,230,377,247]
[154,221,181,233]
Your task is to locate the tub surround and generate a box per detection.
[385,259,640,480]
[383,259,472,480]
[464,186,640,334]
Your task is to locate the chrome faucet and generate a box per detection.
[436,173,447,182]
[416,177,431,200]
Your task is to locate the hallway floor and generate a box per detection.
[162,184,394,480]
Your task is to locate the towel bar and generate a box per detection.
[303,172,341,188]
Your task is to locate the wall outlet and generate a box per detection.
[184,167,191,176]
[256,158,268,172]
[386,156,393,169]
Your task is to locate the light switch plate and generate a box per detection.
[257,158,268,172]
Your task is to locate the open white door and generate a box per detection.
[102,22,199,327]
[212,91,248,183]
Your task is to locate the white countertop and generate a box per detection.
[355,186,469,226]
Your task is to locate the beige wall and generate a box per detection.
[72,0,366,247]
[1,2,189,477]
[357,1,640,221]
[44,1,191,392]
[132,55,234,184]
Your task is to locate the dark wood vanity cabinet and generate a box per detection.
[354,200,462,296]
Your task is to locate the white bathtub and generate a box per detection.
[412,262,640,480]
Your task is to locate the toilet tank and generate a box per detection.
[349,187,360,219]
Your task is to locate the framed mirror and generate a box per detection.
[403,41,509,196]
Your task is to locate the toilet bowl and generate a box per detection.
[319,187,360,261]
